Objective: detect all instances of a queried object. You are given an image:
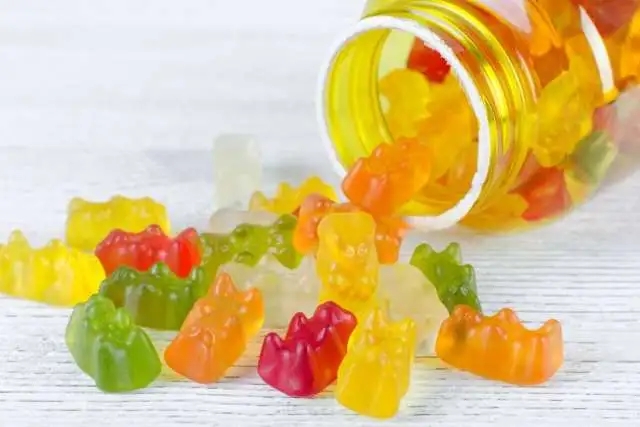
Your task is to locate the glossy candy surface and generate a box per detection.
[410,243,482,314]
[436,305,564,385]
[219,255,320,328]
[213,134,262,209]
[199,214,301,282]
[294,194,408,264]
[378,263,449,355]
[258,301,357,397]
[0,231,104,306]
[164,273,264,384]
[99,263,210,330]
[316,212,379,318]
[342,139,431,216]
[336,307,416,419]
[65,294,161,392]
[95,225,201,277]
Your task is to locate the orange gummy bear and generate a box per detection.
[164,273,264,384]
[293,194,409,264]
[436,305,563,386]
[342,140,431,217]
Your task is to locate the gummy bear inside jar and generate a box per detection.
[376,31,479,218]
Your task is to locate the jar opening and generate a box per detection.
[318,16,492,231]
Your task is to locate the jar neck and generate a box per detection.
[319,0,536,230]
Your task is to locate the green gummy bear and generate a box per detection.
[99,263,209,330]
[571,131,618,185]
[199,214,302,281]
[267,214,301,268]
[409,242,482,314]
[65,294,161,392]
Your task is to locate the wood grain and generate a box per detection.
[0,1,639,426]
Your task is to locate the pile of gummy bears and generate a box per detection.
[0,134,564,419]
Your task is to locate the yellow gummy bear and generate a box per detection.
[248,176,338,214]
[416,74,477,180]
[316,212,379,318]
[379,68,431,138]
[66,195,170,251]
[335,306,416,419]
[532,69,593,167]
[0,231,105,306]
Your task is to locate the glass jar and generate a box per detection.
[318,0,640,231]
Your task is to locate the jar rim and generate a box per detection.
[317,15,492,231]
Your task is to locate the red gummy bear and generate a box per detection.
[258,301,357,397]
[95,225,201,278]
[517,167,572,222]
[407,37,451,83]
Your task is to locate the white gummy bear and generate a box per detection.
[213,134,262,209]
[378,263,449,357]
[219,255,320,329]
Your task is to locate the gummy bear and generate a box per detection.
[378,263,449,356]
[516,167,572,222]
[341,139,431,216]
[335,306,416,419]
[164,273,264,384]
[0,231,104,306]
[532,70,593,167]
[219,255,320,329]
[249,176,338,215]
[570,131,618,185]
[409,243,482,314]
[258,301,357,397]
[415,74,477,180]
[407,37,451,83]
[213,134,262,209]
[66,294,161,392]
[379,68,431,138]
[66,195,170,252]
[436,305,564,385]
[99,263,210,330]
[316,212,379,318]
[95,225,201,278]
[200,214,302,283]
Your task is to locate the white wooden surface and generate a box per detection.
[1,1,639,426]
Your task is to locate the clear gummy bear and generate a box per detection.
[213,134,263,209]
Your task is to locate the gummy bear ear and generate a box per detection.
[362,305,390,332]
[112,307,133,329]
[462,265,477,292]
[7,230,30,248]
[145,224,165,235]
[494,308,520,325]
[395,318,417,339]
[410,243,434,264]
[150,262,173,277]
[210,272,238,297]
[286,312,310,338]
[67,197,88,213]
[444,243,463,263]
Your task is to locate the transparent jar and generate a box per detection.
[318,0,640,231]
